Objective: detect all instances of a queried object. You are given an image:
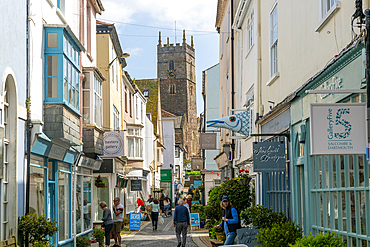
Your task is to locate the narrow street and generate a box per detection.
[121,212,199,247]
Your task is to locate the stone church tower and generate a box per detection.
[157,30,199,159]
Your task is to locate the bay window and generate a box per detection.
[127,127,143,159]
[44,27,84,115]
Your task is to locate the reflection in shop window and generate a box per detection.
[76,176,82,234]
[59,172,70,241]
[30,166,45,215]
[83,177,92,230]
[94,176,109,222]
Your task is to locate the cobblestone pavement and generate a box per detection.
[121,212,198,247]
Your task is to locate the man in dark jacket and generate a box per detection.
[173,199,190,247]
[216,196,240,245]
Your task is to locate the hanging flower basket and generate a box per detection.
[95,175,107,189]
[238,178,250,186]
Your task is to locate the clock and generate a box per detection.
[168,70,176,78]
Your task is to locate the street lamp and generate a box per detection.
[109,52,130,67]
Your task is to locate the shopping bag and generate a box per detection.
[146,204,152,212]
[159,215,164,225]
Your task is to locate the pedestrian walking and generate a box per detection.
[147,194,154,203]
[136,197,144,212]
[163,196,170,217]
[186,194,192,212]
[99,201,113,247]
[174,199,190,247]
[112,197,124,247]
[149,198,160,230]
[215,196,241,245]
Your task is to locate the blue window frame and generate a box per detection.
[44,27,82,115]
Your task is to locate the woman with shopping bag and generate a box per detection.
[148,198,160,230]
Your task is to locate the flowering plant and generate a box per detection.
[214,225,224,232]
[224,177,230,180]
[95,175,107,189]
[237,169,250,179]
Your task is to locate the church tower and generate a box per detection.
[157,30,199,158]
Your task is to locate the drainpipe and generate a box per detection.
[365,9,370,150]
[230,0,235,178]
[25,0,31,246]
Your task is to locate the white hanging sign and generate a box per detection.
[310,103,366,155]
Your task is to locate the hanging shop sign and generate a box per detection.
[103,131,124,157]
[131,180,142,191]
[253,142,286,172]
[200,133,217,149]
[310,103,366,155]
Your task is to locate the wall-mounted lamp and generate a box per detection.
[109,52,130,67]
[268,100,275,109]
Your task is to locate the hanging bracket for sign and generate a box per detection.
[250,133,290,142]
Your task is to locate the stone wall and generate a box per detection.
[83,127,104,155]
[44,105,80,146]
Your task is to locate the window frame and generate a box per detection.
[246,10,254,56]
[269,3,278,78]
[44,27,82,115]
[113,106,120,131]
[127,127,143,159]
[94,75,103,128]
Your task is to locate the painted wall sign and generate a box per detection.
[131,180,142,191]
[129,212,141,230]
[190,213,200,227]
[103,131,124,157]
[200,133,217,149]
[253,142,286,172]
[310,103,366,155]
[237,227,259,246]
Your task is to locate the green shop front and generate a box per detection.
[160,169,173,202]
[290,41,370,245]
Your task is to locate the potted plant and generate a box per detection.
[214,225,225,242]
[76,235,91,247]
[237,169,251,185]
[93,228,105,247]
[95,175,107,189]
[18,213,58,246]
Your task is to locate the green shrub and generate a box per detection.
[191,203,206,222]
[76,235,91,247]
[290,232,346,247]
[256,221,302,247]
[205,187,222,228]
[209,227,216,239]
[240,204,289,229]
[217,177,252,212]
[93,228,104,244]
[122,217,129,226]
[18,214,58,245]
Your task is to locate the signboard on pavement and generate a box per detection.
[190,213,200,227]
[310,103,366,155]
[253,141,286,172]
[129,212,141,231]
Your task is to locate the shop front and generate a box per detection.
[93,158,127,222]
[290,41,370,245]
[30,134,103,246]
[160,170,172,202]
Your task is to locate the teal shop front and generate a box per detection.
[290,41,370,246]
[30,134,101,246]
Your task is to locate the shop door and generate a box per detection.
[261,136,292,219]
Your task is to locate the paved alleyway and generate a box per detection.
[121,212,199,247]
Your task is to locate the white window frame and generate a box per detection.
[269,2,278,78]
[135,97,139,120]
[127,127,143,159]
[316,0,340,32]
[246,10,254,56]
[113,106,120,131]
[94,76,102,128]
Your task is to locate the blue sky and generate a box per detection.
[99,0,219,116]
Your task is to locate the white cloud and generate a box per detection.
[124,47,144,56]
[100,0,218,32]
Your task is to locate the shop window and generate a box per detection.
[58,171,70,241]
[94,176,109,221]
[44,27,82,115]
[30,166,46,215]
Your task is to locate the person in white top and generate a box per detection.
[163,196,170,217]
[112,197,123,247]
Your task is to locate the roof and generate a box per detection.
[162,109,177,118]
